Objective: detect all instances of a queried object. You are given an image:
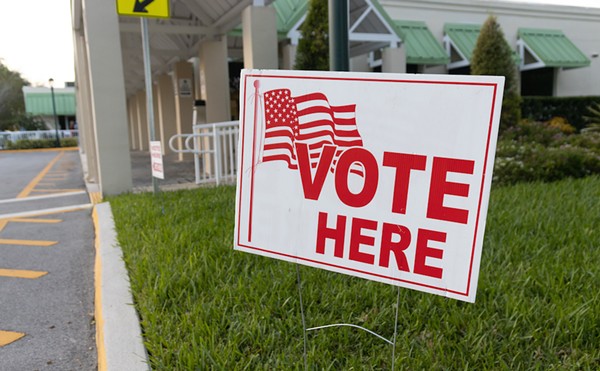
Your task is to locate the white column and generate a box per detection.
[242,5,278,69]
[82,0,132,195]
[350,54,370,72]
[127,98,138,150]
[73,30,98,183]
[135,91,148,151]
[382,45,407,73]
[172,61,194,161]
[156,73,176,155]
[199,38,231,123]
[282,44,297,70]
[152,83,160,144]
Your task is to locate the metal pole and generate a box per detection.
[49,81,61,147]
[141,17,159,194]
[328,0,349,71]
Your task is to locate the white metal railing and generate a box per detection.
[0,130,78,149]
[169,121,239,185]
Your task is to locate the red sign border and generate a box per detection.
[236,73,499,299]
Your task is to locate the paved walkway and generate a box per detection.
[130,151,199,192]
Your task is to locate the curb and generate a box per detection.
[93,203,150,370]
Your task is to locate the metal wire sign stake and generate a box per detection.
[296,264,401,369]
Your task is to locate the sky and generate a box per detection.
[0,0,74,88]
[1,0,600,89]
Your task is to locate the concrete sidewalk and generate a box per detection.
[93,150,200,370]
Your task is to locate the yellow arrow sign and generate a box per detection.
[116,0,170,18]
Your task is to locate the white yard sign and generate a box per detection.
[234,70,504,302]
[150,141,164,179]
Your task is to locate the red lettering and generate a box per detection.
[315,212,345,258]
[414,228,445,279]
[427,157,474,224]
[349,217,377,264]
[382,152,427,214]
[296,143,336,200]
[379,223,411,272]
[315,214,447,280]
[335,147,378,208]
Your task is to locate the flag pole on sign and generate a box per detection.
[248,79,261,242]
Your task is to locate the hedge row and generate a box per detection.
[493,120,600,186]
[521,96,600,131]
[4,138,78,150]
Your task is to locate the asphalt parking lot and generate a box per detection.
[0,148,97,370]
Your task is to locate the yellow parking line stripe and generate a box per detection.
[0,191,86,205]
[0,239,57,247]
[0,203,93,220]
[0,330,25,347]
[17,151,65,199]
[30,188,82,193]
[0,220,7,232]
[0,269,48,279]
[9,218,62,224]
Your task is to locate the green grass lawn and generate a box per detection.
[109,176,599,370]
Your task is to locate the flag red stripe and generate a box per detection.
[297,104,356,117]
[261,88,363,176]
[296,130,363,145]
[299,119,359,134]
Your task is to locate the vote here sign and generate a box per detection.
[234,70,504,303]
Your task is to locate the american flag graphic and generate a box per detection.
[261,88,363,173]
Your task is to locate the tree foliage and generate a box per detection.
[0,60,30,130]
[471,15,521,130]
[295,0,329,70]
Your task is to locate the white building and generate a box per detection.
[378,0,599,97]
[71,0,600,195]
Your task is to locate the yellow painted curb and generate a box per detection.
[89,192,103,205]
[93,206,107,371]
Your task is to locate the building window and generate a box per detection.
[521,67,554,96]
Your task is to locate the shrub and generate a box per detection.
[546,116,575,134]
[500,119,565,145]
[494,121,600,186]
[5,137,78,150]
[521,96,600,131]
[295,0,329,70]
[471,15,521,130]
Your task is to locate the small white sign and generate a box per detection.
[234,69,504,303]
[178,78,192,97]
[150,141,164,179]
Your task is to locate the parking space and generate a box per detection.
[0,148,96,369]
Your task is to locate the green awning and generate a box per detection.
[229,0,307,39]
[444,23,520,69]
[273,0,307,36]
[393,20,449,65]
[23,92,76,116]
[444,23,481,64]
[518,28,590,69]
